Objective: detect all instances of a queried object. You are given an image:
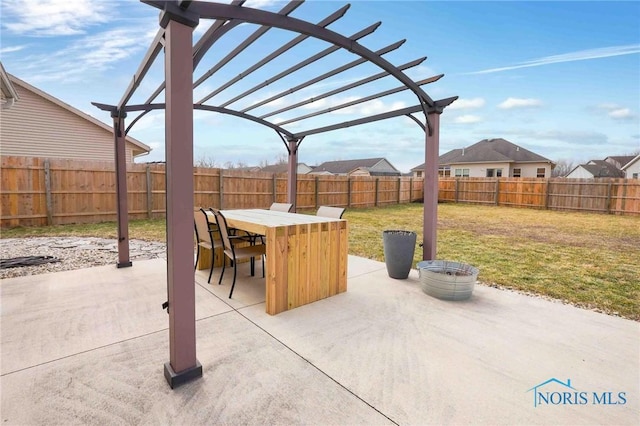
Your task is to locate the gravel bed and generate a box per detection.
[0,237,166,279]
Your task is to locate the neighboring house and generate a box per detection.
[260,163,313,174]
[411,138,554,178]
[566,160,626,179]
[0,68,150,163]
[310,157,401,176]
[604,155,635,170]
[620,154,640,179]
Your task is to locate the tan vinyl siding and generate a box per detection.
[369,159,397,174]
[0,82,135,162]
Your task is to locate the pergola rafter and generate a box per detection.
[94,0,457,389]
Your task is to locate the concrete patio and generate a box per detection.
[1,256,638,425]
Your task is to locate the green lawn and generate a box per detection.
[2,203,638,320]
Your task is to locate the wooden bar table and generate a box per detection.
[207,209,348,315]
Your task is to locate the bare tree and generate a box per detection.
[552,159,575,177]
[274,153,288,165]
[195,154,218,168]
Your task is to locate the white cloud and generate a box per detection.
[243,0,283,8]
[18,25,156,83]
[448,98,485,110]
[405,65,439,81]
[595,103,637,121]
[2,0,109,36]
[0,45,27,54]
[466,44,640,75]
[498,98,543,109]
[453,115,482,124]
[608,108,635,120]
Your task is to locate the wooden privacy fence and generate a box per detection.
[439,177,640,215]
[1,156,422,227]
[3,157,639,228]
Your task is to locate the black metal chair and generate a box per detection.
[210,208,266,299]
[194,207,222,284]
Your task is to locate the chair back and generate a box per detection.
[316,205,345,219]
[210,209,233,251]
[270,202,293,212]
[194,208,214,244]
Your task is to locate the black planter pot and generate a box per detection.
[382,230,417,279]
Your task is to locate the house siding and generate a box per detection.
[448,162,550,178]
[512,163,551,178]
[369,159,399,174]
[625,160,640,179]
[0,81,135,162]
[566,166,593,179]
[450,162,509,178]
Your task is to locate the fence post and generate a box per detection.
[606,181,613,214]
[272,173,277,203]
[219,170,224,209]
[44,159,53,225]
[454,178,459,203]
[397,177,402,204]
[409,177,413,201]
[494,178,500,205]
[146,165,152,219]
[347,177,352,207]
[315,175,319,209]
[374,178,379,207]
[545,179,551,210]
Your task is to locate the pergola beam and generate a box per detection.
[193,0,303,89]
[218,21,381,109]
[118,28,165,111]
[291,96,456,139]
[260,56,425,120]
[292,104,422,138]
[242,39,405,114]
[196,4,350,104]
[186,1,435,111]
[104,102,295,139]
[277,74,443,126]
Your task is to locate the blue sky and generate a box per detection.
[1,0,639,173]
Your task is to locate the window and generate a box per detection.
[512,168,521,178]
[486,168,494,177]
[455,168,469,177]
[633,173,639,179]
[537,168,546,178]
[438,166,451,177]
[496,169,503,177]
[416,171,423,178]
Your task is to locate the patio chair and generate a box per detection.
[269,202,293,212]
[316,205,345,219]
[194,207,222,284]
[210,208,266,299]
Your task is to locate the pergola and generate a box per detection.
[94,0,456,388]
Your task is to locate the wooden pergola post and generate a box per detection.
[112,112,131,268]
[423,111,441,260]
[161,5,202,389]
[286,138,299,212]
